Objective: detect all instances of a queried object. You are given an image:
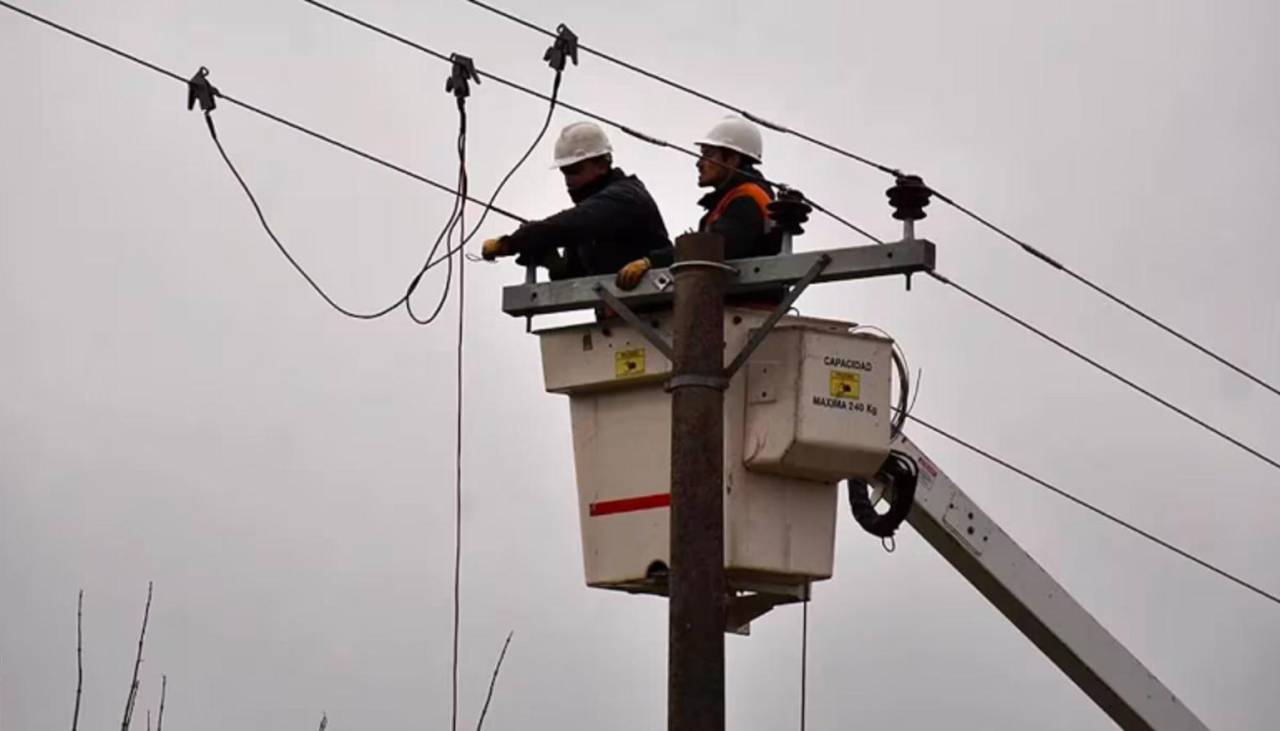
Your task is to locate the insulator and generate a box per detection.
[768,187,813,235]
[886,174,932,222]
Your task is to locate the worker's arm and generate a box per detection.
[502,188,634,255]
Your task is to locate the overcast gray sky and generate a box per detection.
[2,1,1278,729]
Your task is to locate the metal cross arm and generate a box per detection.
[500,238,937,318]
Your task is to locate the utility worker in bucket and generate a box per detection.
[616,116,779,291]
[481,121,671,280]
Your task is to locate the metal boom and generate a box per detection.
[896,434,1209,730]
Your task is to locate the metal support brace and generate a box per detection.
[592,283,675,361]
[503,240,935,318]
[523,265,536,333]
[724,254,831,378]
[725,590,807,635]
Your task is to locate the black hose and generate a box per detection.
[847,451,918,538]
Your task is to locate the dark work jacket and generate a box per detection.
[646,169,779,268]
[503,168,670,279]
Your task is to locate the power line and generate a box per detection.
[928,192,1280,400]
[926,271,1280,473]
[904,413,1280,608]
[459,0,1280,400]
[0,0,530,322]
[298,0,884,246]
[461,0,903,177]
[8,1,1276,479]
[0,0,526,226]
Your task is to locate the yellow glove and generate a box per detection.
[616,257,652,290]
[481,237,510,261]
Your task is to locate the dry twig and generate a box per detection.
[72,590,84,731]
[475,631,514,731]
[120,582,153,731]
[156,675,167,731]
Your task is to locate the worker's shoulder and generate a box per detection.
[594,170,658,203]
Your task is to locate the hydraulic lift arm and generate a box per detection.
[894,434,1209,731]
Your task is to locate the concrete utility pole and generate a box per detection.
[668,232,729,731]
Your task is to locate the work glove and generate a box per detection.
[615,257,652,290]
[481,237,511,261]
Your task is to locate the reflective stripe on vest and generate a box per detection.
[704,182,772,228]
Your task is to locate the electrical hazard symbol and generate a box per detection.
[829,370,860,399]
[615,348,646,378]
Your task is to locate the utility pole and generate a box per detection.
[668,232,729,731]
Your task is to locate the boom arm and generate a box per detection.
[895,434,1209,730]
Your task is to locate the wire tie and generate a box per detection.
[740,109,789,134]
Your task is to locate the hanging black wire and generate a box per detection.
[460,69,563,263]
[451,109,467,731]
[407,112,469,325]
[799,599,808,731]
[203,113,408,319]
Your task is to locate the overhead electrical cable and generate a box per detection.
[0,2,526,226]
[5,2,1274,479]
[903,413,1280,608]
[0,0,531,322]
[298,0,884,247]
[925,271,1280,473]
[461,0,903,177]
[298,0,1280,467]
[459,0,1280,400]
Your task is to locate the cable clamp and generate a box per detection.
[186,66,219,113]
[740,109,789,134]
[445,54,481,101]
[620,125,670,148]
[544,23,579,71]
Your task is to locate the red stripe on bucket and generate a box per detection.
[589,492,671,517]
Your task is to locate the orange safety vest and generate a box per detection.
[703,182,773,229]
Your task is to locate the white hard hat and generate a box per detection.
[695,115,763,163]
[552,121,613,169]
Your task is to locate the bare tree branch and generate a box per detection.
[475,631,514,731]
[155,676,166,731]
[71,589,84,731]
[317,712,328,731]
[121,582,153,731]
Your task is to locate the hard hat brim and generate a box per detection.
[551,151,611,170]
[694,139,761,164]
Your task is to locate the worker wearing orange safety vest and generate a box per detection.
[616,116,779,291]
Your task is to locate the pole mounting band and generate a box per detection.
[665,374,729,392]
[668,260,739,275]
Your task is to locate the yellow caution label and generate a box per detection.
[829,370,860,399]
[615,348,646,378]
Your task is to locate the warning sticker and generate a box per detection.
[615,348,646,378]
[829,370,861,399]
